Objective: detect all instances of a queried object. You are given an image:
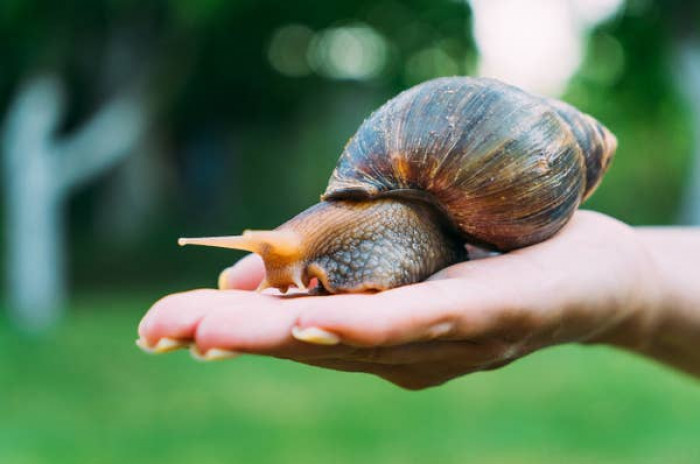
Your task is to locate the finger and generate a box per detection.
[218,254,265,290]
[138,289,231,345]
[138,289,353,359]
[192,299,354,359]
[138,289,288,345]
[293,278,486,347]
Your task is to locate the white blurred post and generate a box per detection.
[676,39,700,225]
[1,75,147,330]
[468,0,623,96]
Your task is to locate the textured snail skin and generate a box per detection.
[180,77,616,293]
[265,199,467,293]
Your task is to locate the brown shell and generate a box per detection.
[322,77,616,251]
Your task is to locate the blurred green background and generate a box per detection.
[1,0,699,463]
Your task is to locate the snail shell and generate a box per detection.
[323,77,616,251]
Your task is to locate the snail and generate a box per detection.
[179,77,616,293]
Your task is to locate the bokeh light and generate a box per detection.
[405,44,461,84]
[308,23,388,81]
[579,32,626,86]
[267,24,314,78]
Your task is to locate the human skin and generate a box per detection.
[137,211,700,390]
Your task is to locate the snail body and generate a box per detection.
[180,77,616,293]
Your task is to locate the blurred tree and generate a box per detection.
[1,75,147,330]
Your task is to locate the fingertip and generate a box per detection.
[137,316,150,340]
[219,254,265,290]
[218,267,235,290]
[137,304,158,342]
[137,289,220,344]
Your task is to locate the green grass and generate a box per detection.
[1,294,699,464]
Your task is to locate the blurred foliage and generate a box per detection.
[568,0,693,223]
[0,2,695,286]
[1,297,699,463]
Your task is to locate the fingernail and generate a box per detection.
[218,267,232,290]
[136,337,190,354]
[190,345,240,362]
[135,337,153,352]
[291,326,341,345]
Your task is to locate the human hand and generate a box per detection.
[137,211,662,390]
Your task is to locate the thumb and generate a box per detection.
[218,253,265,290]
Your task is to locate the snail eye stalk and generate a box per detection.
[178,230,302,257]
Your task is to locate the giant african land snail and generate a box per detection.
[180,77,616,294]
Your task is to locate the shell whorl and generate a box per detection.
[322,77,616,251]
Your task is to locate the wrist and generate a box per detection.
[584,226,666,353]
[627,227,700,365]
